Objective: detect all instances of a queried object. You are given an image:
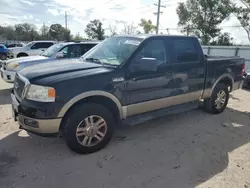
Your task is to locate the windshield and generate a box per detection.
[41,43,64,57]
[25,41,35,48]
[81,37,142,66]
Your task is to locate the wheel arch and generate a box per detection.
[17,52,28,57]
[58,91,124,129]
[210,73,234,95]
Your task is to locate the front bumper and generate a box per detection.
[11,93,62,135]
[0,67,16,83]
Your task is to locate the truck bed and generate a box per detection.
[206,55,244,62]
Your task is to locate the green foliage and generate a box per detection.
[0,23,73,41]
[14,23,39,41]
[176,0,232,45]
[49,24,70,41]
[85,19,105,40]
[233,0,250,41]
[210,32,234,46]
[139,19,156,34]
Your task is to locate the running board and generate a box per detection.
[122,101,200,126]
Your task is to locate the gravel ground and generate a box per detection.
[0,78,250,188]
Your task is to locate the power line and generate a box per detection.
[154,0,166,34]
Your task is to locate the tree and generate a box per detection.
[73,32,88,41]
[121,22,137,34]
[40,24,49,40]
[85,19,105,40]
[176,0,232,45]
[49,24,69,41]
[108,24,117,36]
[210,32,234,45]
[233,0,250,42]
[0,26,15,40]
[139,19,156,34]
[14,23,39,41]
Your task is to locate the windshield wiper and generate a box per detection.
[85,57,103,65]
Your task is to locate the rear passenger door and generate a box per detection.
[168,38,205,101]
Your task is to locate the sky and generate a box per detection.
[0,0,249,44]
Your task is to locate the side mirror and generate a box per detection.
[56,52,64,58]
[132,58,158,72]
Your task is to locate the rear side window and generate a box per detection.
[172,39,199,63]
[68,45,82,58]
[40,42,54,48]
[80,44,97,55]
[32,42,54,49]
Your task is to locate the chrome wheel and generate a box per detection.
[215,90,226,109]
[76,115,107,147]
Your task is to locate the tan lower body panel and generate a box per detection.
[123,90,202,118]
[18,115,62,134]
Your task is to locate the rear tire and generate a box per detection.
[63,103,115,154]
[204,83,229,114]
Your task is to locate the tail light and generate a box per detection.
[242,63,246,77]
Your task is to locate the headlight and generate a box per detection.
[25,84,56,102]
[7,62,18,70]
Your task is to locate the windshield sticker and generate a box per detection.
[124,40,140,45]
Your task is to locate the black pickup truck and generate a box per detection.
[11,35,245,154]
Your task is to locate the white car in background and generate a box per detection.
[8,41,56,58]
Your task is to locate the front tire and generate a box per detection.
[0,54,7,60]
[63,103,115,154]
[204,83,229,114]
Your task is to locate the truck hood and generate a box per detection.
[6,56,47,64]
[18,59,105,81]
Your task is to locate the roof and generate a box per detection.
[116,34,197,40]
[32,40,56,43]
[61,41,100,45]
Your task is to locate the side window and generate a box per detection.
[172,39,199,63]
[80,44,96,55]
[39,42,54,49]
[68,45,82,58]
[0,46,3,49]
[135,39,167,65]
[59,46,69,58]
[31,42,54,49]
[30,43,38,49]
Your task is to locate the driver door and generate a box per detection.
[124,38,174,117]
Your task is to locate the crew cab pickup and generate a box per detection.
[11,35,245,154]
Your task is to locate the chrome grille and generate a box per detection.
[14,74,25,101]
[2,62,6,70]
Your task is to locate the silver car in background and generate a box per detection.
[0,41,99,83]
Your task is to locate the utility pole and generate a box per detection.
[65,11,68,30]
[154,0,165,34]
